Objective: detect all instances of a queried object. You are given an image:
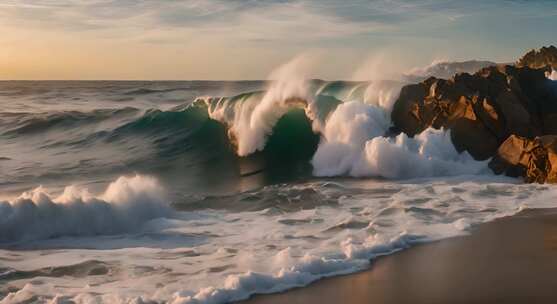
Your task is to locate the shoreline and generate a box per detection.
[244,208,557,304]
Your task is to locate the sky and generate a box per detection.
[0,0,556,80]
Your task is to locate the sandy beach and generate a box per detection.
[246,208,557,304]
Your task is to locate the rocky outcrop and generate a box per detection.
[517,46,557,70]
[391,46,557,182]
[489,135,557,183]
[403,60,497,83]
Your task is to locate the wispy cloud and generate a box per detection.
[0,0,556,79]
[1,0,555,41]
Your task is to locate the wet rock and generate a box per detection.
[393,67,531,159]
[391,46,557,182]
[489,135,557,183]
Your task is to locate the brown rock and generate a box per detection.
[450,117,500,160]
[391,64,554,161]
[489,135,557,183]
[517,45,557,70]
[390,46,557,182]
[390,82,428,136]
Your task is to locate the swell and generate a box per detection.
[0,78,486,183]
[0,97,323,187]
[0,80,382,157]
[106,100,320,165]
[0,107,139,137]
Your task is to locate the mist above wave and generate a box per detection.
[196,57,490,180]
[404,60,497,82]
[0,57,502,194]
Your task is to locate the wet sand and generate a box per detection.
[245,209,557,304]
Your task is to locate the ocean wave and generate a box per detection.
[3,175,556,304]
[174,56,488,181]
[1,70,485,185]
[0,175,170,243]
[0,107,139,137]
[313,116,487,178]
[2,57,556,304]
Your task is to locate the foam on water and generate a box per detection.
[311,100,485,178]
[0,175,170,243]
[2,174,557,304]
[196,57,484,182]
[1,60,554,304]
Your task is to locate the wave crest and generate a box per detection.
[0,175,170,243]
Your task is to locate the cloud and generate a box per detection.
[1,0,555,43]
[1,0,556,80]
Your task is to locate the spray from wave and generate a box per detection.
[313,121,486,178]
[188,56,490,180]
[0,57,495,187]
[203,56,314,156]
[1,56,555,304]
[404,59,497,82]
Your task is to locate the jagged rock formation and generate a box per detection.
[517,46,557,70]
[489,135,557,183]
[403,60,497,82]
[391,46,557,182]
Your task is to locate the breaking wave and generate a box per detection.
[189,59,487,180]
[0,78,487,182]
[0,175,170,243]
[2,58,556,304]
[5,174,555,304]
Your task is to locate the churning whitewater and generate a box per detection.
[1,60,557,304]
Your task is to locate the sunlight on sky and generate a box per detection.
[0,0,556,80]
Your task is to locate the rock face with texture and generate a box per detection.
[517,46,557,70]
[391,64,557,160]
[489,135,557,183]
[391,46,557,183]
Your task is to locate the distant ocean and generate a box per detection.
[2,73,557,303]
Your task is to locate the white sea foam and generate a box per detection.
[2,62,553,304]
[202,56,486,180]
[312,99,486,178]
[2,175,557,304]
[0,175,170,243]
[311,101,390,176]
[353,128,487,178]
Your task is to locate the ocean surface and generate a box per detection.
[2,73,557,303]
